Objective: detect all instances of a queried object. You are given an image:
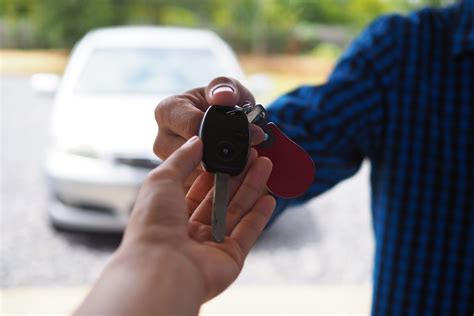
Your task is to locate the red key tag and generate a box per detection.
[247,104,315,198]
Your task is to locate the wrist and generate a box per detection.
[109,244,207,314]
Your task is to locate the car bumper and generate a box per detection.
[45,151,154,232]
[48,199,128,232]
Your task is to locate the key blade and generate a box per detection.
[212,172,230,243]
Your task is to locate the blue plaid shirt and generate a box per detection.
[267,1,474,315]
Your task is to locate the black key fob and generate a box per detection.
[199,106,250,176]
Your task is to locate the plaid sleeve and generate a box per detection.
[266,16,398,223]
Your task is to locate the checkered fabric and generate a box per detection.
[266,1,474,315]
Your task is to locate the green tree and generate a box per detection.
[0,0,450,51]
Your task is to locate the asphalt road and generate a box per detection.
[1,75,374,288]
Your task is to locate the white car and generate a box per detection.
[34,26,256,232]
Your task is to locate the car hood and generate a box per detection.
[52,96,165,158]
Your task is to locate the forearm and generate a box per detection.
[74,246,207,316]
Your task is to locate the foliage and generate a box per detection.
[0,0,449,53]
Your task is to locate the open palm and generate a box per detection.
[123,137,274,302]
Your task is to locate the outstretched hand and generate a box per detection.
[75,136,275,316]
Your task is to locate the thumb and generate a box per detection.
[205,77,266,145]
[205,76,255,107]
[155,136,203,183]
[205,77,265,146]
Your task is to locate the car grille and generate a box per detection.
[115,157,160,170]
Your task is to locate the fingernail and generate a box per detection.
[211,84,234,96]
[263,133,269,141]
[186,135,199,144]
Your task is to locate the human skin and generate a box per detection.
[74,136,275,316]
[153,76,265,193]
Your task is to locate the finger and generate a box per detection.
[226,157,272,232]
[183,168,204,191]
[149,136,202,185]
[189,148,258,224]
[205,76,255,107]
[206,77,264,145]
[153,132,186,161]
[129,137,202,227]
[250,123,266,146]
[154,95,205,159]
[187,221,212,243]
[155,93,207,137]
[186,171,214,216]
[231,195,276,255]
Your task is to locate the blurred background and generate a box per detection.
[1,0,450,315]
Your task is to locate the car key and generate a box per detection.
[199,105,250,242]
[245,104,315,198]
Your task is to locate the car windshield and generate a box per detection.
[75,48,229,95]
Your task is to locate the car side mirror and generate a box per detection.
[30,73,61,96]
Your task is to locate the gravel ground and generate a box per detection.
[1,75,374,288]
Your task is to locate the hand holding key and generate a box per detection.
[76,137,275,315]
[154,76,314,241]
[154,77,266,190]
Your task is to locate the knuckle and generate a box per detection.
[180,110,201,137]
[188,222,210,241]
[228,200,247,217]
[186,196,200,215]
[153,134,164,158]
[183,90,207,107]
[157,96,203,139]
[144,169,161,184]
[146,167,178,184]
[241,180,263,196]
[153,132,173,160]
[155,96,174,126]
[196,225,210,240]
